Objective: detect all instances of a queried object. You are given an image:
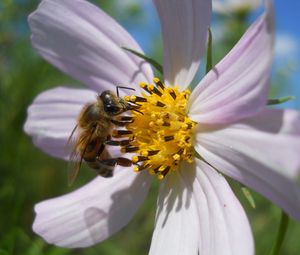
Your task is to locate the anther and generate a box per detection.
[134,163,150,172]
[140,83,152,94]
[156,101,165,107]
[162,121,170,127]
[132,155,149,163]
[162,166,171,175]
[122,146,139,153]
[130,95,147,103]
[153,77,165,90]
[164,135,174,142]
[150,86,162,97]
[168,89,177,100]
[147,150,160,156]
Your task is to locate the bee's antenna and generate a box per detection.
[116,86,135,97]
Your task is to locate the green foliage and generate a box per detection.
[205,28,213,74]
[0,1,299,255]
[267,96,295,105]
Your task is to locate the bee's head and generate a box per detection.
[99,90,127,115]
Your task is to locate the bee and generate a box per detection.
[67,86,139,185]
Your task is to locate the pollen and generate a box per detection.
[117,78,196,180]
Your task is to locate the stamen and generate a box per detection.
[134,164,150,172]
[149,85,162,97]
[132,155,149,163]
[121,81,196,180]
[129,95,147,103]
[153,77,165,90]
[168,89,177,100]
[139,82,152,94]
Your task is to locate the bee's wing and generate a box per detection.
[66,125,83,186]
[67,147,84,186]
[67,125,96,186]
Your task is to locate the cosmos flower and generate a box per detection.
[24,0,300,254]
[213,0,261,14]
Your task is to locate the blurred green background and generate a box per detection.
[0,0,299,254]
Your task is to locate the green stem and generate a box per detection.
[122,47,163,75]
[268,211,289,255]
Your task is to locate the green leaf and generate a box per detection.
[240,185,256,208]
[206,28,213,74]
[268,211,289,255]
[122,47,163,75]
[267,96,295,105]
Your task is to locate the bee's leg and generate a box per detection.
[105,134,134,146]
[111,117,134,127]
[97,143,105,155]
[98,157,133,167]
[105,139,132,146]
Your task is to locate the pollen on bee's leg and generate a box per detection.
[121,80,196,180]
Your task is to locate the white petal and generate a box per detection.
[24,87,95,159]
[195,109,300,221]
[149,160,253,255]
[188,159,254,255]
[153,0,212,89]
[189,4,274,124]
[33,169,152,248]
[29,0,153,94]
[149,169,200,255]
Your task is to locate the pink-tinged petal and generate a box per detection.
[184,159,253,255]
[149,169,200,255]
[195,109,300,221]
[189,4,274,124]
[33,168,152,248]
[153,0,212,89]
[29,0,153,94]
[24,87,96,159]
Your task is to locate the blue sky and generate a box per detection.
[273,0,300,109]
[123,0,300,110]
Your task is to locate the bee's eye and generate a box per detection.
[104,104,121,114]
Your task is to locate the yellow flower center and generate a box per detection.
[113,78,196,180]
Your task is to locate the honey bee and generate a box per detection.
[67,87,138,185]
